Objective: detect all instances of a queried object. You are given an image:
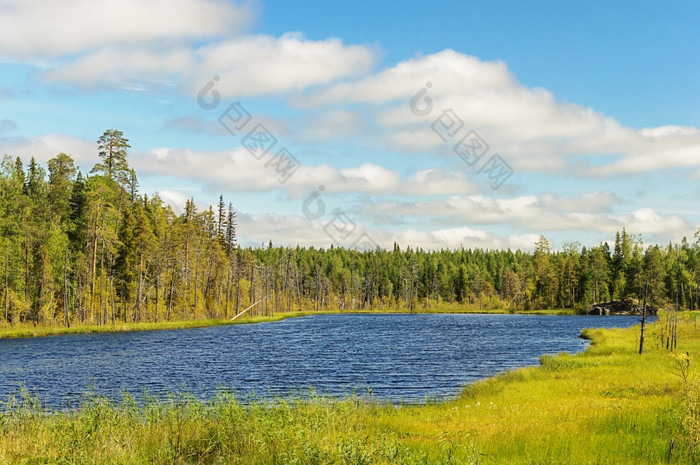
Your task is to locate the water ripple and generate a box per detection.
[0,313,642,407]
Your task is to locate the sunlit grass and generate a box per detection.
[1,314,697,463]
[0,311,316,339]
[0,307,576,339]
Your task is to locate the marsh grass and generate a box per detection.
[0,308,577,340]
[1,315,698,464]
[0,311,316,339]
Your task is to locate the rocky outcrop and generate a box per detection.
[587,300,657,316]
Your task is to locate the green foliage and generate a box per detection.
[3,131,700,329]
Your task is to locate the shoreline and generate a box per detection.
[0,317,690,463]
[0,307,577,339]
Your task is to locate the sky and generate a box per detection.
[0,0,699,251]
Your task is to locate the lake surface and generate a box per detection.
[0,313,643,407]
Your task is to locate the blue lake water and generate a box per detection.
[0,313,643,407]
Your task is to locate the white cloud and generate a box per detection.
[539,191,620,214]
[132,147,479,196]
[0,0,377,96]
[41,33,377,96]
[44,47,196,88]
[189,33,376,97]
[301,49,700,176]
[0,0,253,59]
[294,109,367,143]
[236,212,544,251]
[303,50,512,106]
[362,193,692,238]
[620,208,690,236]
[2,131,693,251]
[0,133,94,167]
[157,188,207,215]
[584,131,700,176]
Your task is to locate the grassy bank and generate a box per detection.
[0,307,575,339]
[0,311,317,339]
[1,315,696,464]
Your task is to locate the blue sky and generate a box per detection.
[1,0,699,251]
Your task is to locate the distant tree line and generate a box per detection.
[1,130,699,326]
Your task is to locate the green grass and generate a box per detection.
[0,307,575,339]
[0,311,316,339]
[1,314,695,464]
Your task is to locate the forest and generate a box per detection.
[1,130,699,327]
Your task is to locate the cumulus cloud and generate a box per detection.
[188,33,376,97]
[230,212,543,251]
[3,0,698,178]
[0,133,94,166]
[301,49,700,176]
[3,130,693,250]
[362,193,692,238]
[0,0,377,96]
[293,109,367,143]
[41,33,376,96]
[128,190,693,252]
[157,188,208,215]
[131,146,479,196]
[44,47,196,88]
[145,199,691,251]
[0,0,253,59]
[303,51,513,106]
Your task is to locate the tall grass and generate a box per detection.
[0,308,577,340]
[0,311,315,339]
[1,315,698,464]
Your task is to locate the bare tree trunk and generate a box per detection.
[234,256,241,316]
[315,263,320,312]
[110,273,116,325]
[639,281,648,355]
[77,273,84,323]
[250,262,255,310]
[135,253,144,322]
[23,239,29,322]
[5,245,10,324]
[350,262,354,311]
[167,266,176,321]
[63,250,70,328]
[225,267,231,318]
[193,259,198,317]
[154,274,159,323]
[204,259,213,317]
[285,254,291,313]
[99,242,105,325]
[90,199,102,323]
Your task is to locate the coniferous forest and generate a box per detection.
[1,130,699,327]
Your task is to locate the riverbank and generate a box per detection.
[0,315,694,464]
[0,307,575,339]
[0,312,315,339]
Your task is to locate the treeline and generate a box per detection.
[1,130,699,326]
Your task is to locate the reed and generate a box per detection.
[1,314,695,464]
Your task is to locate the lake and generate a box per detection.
[0,313,643,407]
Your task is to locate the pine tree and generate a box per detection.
[217,195,226,239]
[93,129,130,183]
[226,203,237,252]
